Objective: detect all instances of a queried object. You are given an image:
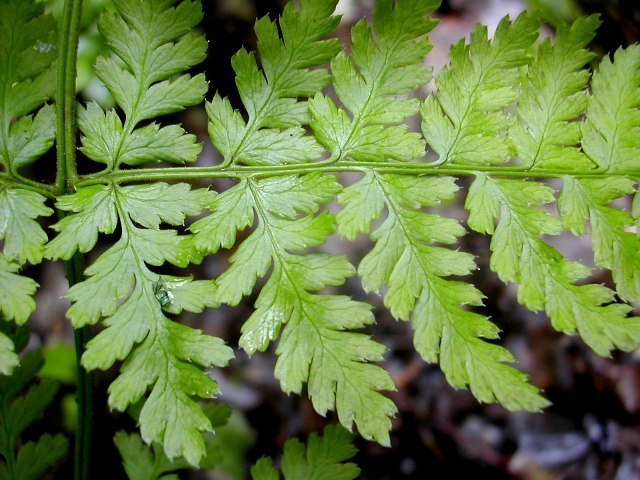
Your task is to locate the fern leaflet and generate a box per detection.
[0,0,57,374]
[207,0,341,167]
[251,425,359,480]
[46,0,234,466]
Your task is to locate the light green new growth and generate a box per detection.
[0,0,57,374]
[251,425,359,480]
[0,350,68,480]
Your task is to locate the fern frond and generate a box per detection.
[421,13,539,165]
[338,173,547,410]
[310,0,438,162]
[46,0,237,466]
[511,15,599,169]
[207,0,341,166]
[555,46,640,304]
[0,253,36,374]
[47,183,233,465]
[0,0,56,262]
[0,187,53,265]
[467,174,640,356]
[0,0,56,375]
[191,174,396,444]
[79,0,207,170]
[251,425,359,480]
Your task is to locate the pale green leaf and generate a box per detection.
[559,176,640,303]
[339,172,547,411]
[0,0,56,172]
[48,183,233,466]
[193,174,396,445]
[422,13,539,165]
[79,103,202,168]
[467,173,640,356]
[207,0,340,166]
[46,184,118,260]
[0,332,18,377]
[115,405,227,480]
[5,105,56,170]
[511,16,599,169]
[0,186,53,265]
[0,254,38,325]
[310,0,438,162]
[582,45,640,172]
[81,0,207,169]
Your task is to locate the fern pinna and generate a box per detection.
[0,0,639,475]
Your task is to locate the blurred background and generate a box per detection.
[22,0,640,478]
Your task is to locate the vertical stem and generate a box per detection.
[56,0,82,191]
[55,1,92,479]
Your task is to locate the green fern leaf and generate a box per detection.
[338,173,547,410]
[0,0,57,375]
[0,332,18,377]
[0,254,38,374]
[511,15,599,169]
[0,0,56,262]
[0,0,56,173]
[560,177,640,303]
[581,45,640,172]
[421,13,539,165]
[251,425,359,480]
[47,183,233,465]
[191,174,396,444]
[45,0,236,465]
[0,187,53,264]
[555,46,640,304]
[310,0,438,162]
[0,255,37,326]
[467,173,640,356]
[207,0,341,166]
[78,0,207,170]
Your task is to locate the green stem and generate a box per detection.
[56,0,82,193]
[55,1,92,479]
[74,162,640,187]
[0,173,54,198]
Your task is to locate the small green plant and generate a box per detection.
[0,0,639,477]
